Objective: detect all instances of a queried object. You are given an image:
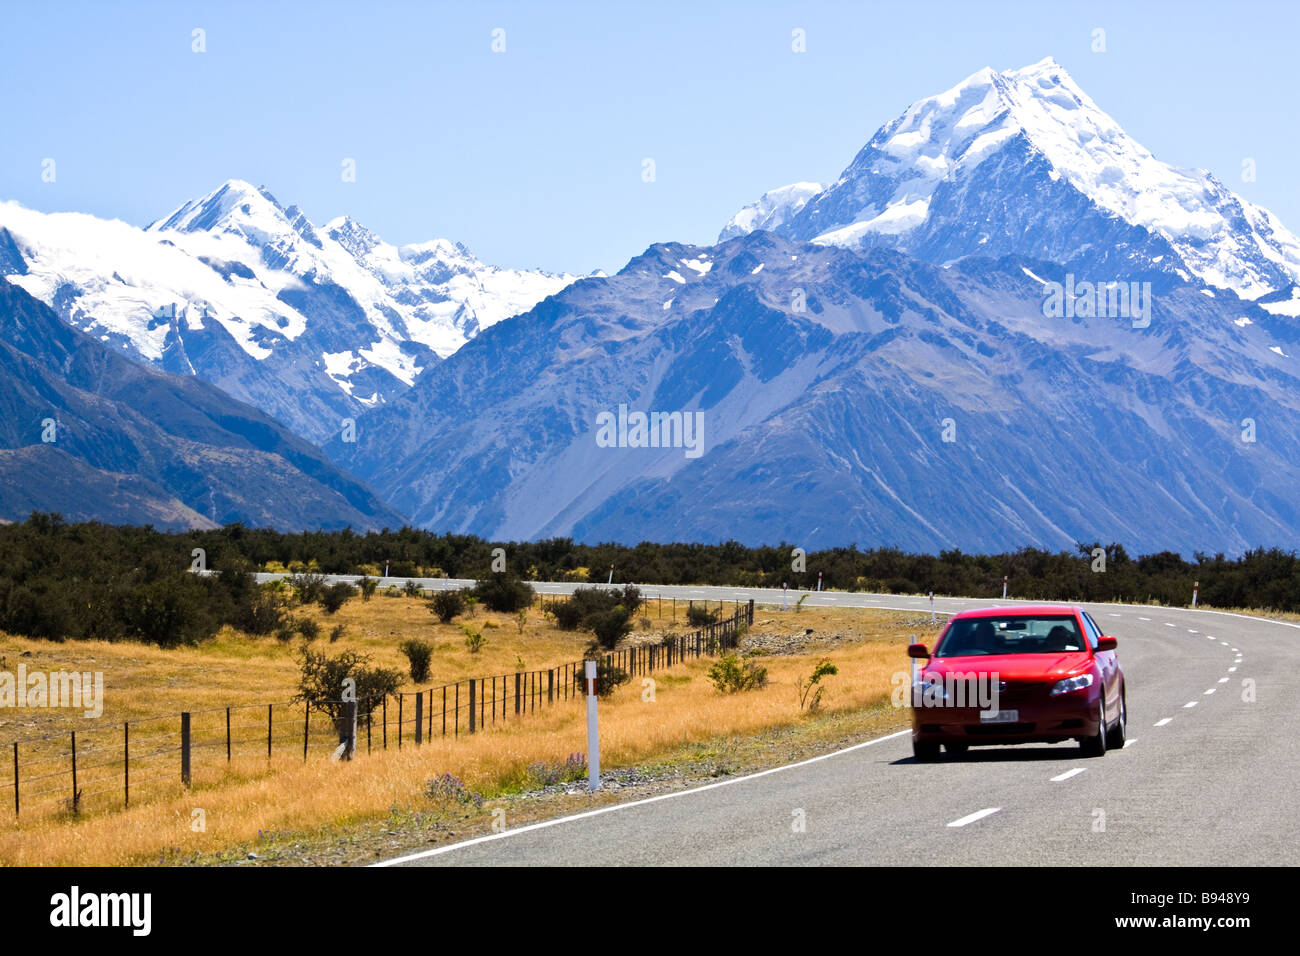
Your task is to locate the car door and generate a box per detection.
[1081,610,1118,715]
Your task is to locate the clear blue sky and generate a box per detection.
[2,0,1296,275]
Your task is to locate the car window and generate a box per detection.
[935,614,1086,656]
[1080,612,1101,650]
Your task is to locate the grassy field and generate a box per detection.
[0,592,930,866]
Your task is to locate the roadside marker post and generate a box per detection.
[1193,580,1199,608]
[929,591,936,623]
[1002,576,1008,599]
[585,660,600,791]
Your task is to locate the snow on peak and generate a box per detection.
[730,59,1300,300]
[719,181,826,241]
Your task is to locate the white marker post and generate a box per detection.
[585,660,600,790]
[1002,575,1008,599]
[607,565,614,585]
[782,582,789,611]
[817,571,823,592]
[1192,580,1199,608]
[929,590,936,623]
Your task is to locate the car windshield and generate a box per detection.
[934,614,1086,657]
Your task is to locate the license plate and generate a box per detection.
[980,709,1019,723]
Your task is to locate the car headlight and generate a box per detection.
[1049,673,1095,696]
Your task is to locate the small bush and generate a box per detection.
[319,581,356,614]
[398,638,434,683]
[358,576,378,602]
[587,606,632,649]
[707,653,769,694]
[297,617,321,641]
[472,574,534,613]
[462,625,486,654]
[403,579,421,598]
[428,589,465,623]
[328,624,345,643]
[546,600,586,630]
[799,659,839,712]
[594,657,630,698]
[289,572,327,605]
[515,608,528,634]
[687,604,720,627]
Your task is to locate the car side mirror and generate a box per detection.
[1096,636,1117,652]
[907,643,930,659]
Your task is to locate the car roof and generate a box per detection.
[950,604,1084,619]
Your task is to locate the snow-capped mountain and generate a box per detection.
[332,229,1300,554]
[0,180,576,441]
[719,182,826,241]
[724,58,1300,306]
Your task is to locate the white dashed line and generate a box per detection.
[1051,768,1086,782]
[1188,629,1199,633]
[1155,718,1172,727]
[1218,677,1229,684]
[1184,701,1198,708]
[1139,616,1152,621]
[948,808,1001,828]
[1123,738,1137,749]
[1203,688,1216,695]
[1165,622,1176,627]
[1228,667,1237,673]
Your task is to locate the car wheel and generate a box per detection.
[1105,686,1127,750]
[1080,695,1108,757]
[913,740,940,763]
[945,742,969,757]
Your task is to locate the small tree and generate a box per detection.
[289,572,327,605]
[358,576,378,602]
[398,638,434,683]
[587,606,632,649]
[462,624,486,654]
[515,608,528,634]
[295,647,403,743]
[799,659,838,712]
[472,573,534,613]
[428,589,465,623]
[707,653,769,694]
[319,581,356,614]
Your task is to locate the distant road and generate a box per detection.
[309,581,1299,867]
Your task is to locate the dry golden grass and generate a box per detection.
[0,595,921,866]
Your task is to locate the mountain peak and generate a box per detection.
[148,179,289,236]
[726,59,1300,299]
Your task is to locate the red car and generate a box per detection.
[907,605,1126,761]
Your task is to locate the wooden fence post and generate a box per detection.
[181,714,191,788]
[123,722,129,808]
[468,680,476,734]
[267,704,273,759]
[70,731,78,811]
[415,692,423,745]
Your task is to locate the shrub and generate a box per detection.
[687,603,720,627]
[358,576,378,602]
[587,606,633,649]
[319,581,356,614]
[295,647,403,736]
[799,659,839,712]
[464,595,479,618]
[546,600,586,630]
[297,617,321,641]
[403,579,421,598]
[428,589,465,623]
[515,608,528,634]
[707,653,769,694]
[289,572,327,605]
[328,624,345,643]
[594,657,630,698]
[462,624,486,654]
[398,638,434,683]
[472,573,534,613]
[526,753,587,787]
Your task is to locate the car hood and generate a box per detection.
[927,652,1094,681]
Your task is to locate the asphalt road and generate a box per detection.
[328,582,1300,867]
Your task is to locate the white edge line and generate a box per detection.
[1050,768,1086,781]
[947,807,1001,827]
[371,728,912,866]
[1155,718,1172,726]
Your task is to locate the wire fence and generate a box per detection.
[1,601,754,822]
